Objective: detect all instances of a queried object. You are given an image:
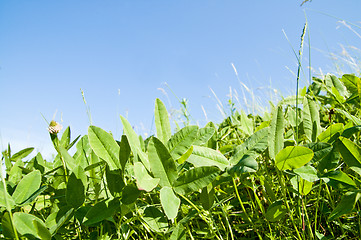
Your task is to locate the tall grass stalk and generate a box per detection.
[81,88,92,125]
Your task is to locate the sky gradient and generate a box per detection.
[1,1,361,158]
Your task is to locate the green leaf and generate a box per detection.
[0,182,15,208]
[8,159,24,184]
[303,95,321,142]
[293,165,318,182]
[13,212,48,239]
[33,219,52,240]
[265,200,287,222]
[176,145,193,164]
[120,115,150,171]
[268,105,284,159]
[329,191,361,221]
[1,212,16,239]
[167,125,198,160]
[106,167,125,197]
[119,135,131,170]
[143,206,168,233]
[337,137,361,176]
[341,74,359,94]
[60,126,71,149]
[275,146,314,171]
[170,222,186,240]
[12,170,41,205]
[335,108,361,125]
[173,166,220,195]
[10,147,34,162]
[83,198,120,225]
[155,98,172,144]
[187,146,229,170]
[291,177,313,195]
[229,127,269,165]
[148,137,178,187]
[228,155,258,176]
[318,123,344,143]
[239,110,254,136]
[160,186,180,219]
[134,162,160,192]
[200,184,215,210]
[321,171,356,189]
[342,125,361,138]
[193,127,216,146]
[66,170,85,209]
[58,145,77,172]
[88,125,121,170]
[121,183,141,205]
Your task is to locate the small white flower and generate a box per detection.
[48,120,63,134]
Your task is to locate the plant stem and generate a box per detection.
[232,178,263,239]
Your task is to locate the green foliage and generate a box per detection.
[4,74,361,239]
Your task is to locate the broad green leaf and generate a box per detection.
[143,206,168,233]
[321,171,356,189]
[119,135,131,170]
[1,212,16,239]
[13,212,48,239]
[160,186,180,219]
[155,98,172,144]
[0,182,15,208]
[341,125,361,138]
[173,166,220,195]
[341,74,359,94]
[83,198,120,225]
[33,219,52,240]
[60,126,71,149]
[337,137,361,176]
[106,167,125,197]
[12,170,41,205]
[239,110,254,136]
[88,125,120,170]
[167,125,198,160]
[318,123,344,143]
[134,162,160,192]
[304,142,333,164]
[58,145,77,172]
[121,183,141,205]
[291,176,313,195]
[228,155,258,176]
[326,74,347,97]
[193,127,216,146]
[120,115,150,171]
[335,108,361,125]
[148,137,177,187]
[169,222,186,240]
[10,147,34,162]
[265,200,287,222]
[293,165,318,182]
[268,105,284,159]
[46,207,74,235]
[18,185,48,207]
[303,95,321,142]
[177,145,193,164]
[329,191,361,221]
[66,170,85,209]
[275,146,314,171]
[317,146,340,173]
[279,95,304,106]
[8,158,24,184]
[229,127,269,165]
[187,146,229,170]
[200,184,215,210]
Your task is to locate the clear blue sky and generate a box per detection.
[1,1,360,158]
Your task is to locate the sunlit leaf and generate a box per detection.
[275,146,313,171]
[155,98,172,144]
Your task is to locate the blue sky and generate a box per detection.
[1,1,360,158]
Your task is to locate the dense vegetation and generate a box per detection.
[2,73,361,239]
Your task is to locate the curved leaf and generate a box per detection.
[160,186,180,219]
[88,126,120,170]
[155,98,172,144]
[268,105,284,159]
[167,125,198,160]
[275,146,314,171]
[12,170,41,205]
[337,136,361,176]
[187,145,229,170]
[173,166,220,195]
